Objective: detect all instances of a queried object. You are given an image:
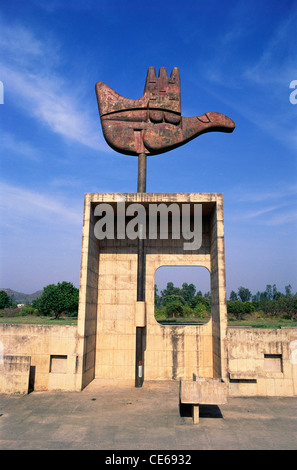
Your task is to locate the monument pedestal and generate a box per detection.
[77,192,227,390]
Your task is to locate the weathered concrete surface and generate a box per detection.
[2,193,295,396]
[95,67,235,156]
[180,377,227,405]
[0,355,31,394]
[79,193,227,387]
[0,380,296,450]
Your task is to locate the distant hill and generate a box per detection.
[0,288,43,304]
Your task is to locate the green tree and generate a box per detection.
[252,291,261,302]
[204,291,211,300]
[229,290,238,301]
[160,282,181,303]
[285,284,293,298]
[237,286,252,302]
[264,284,273,300]
[0,291,12,309]
[162,294,186,306]
[164,298,185,318]
[272,284,282,300]
[180,282,196,304]
[33,282,79,319]
[189,294,211,311]
[154,284,161,308]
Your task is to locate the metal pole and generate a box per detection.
[135,153,146,387]
[137,153,146,192]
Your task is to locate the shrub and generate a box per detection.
[182,304,194,317]
[242,302,255,313]
[1,307,21,317]
[227,300,255,318]
[164,299,185,318]
[21,304,39,316]
[154,306,166,319]
[189,295,211,311]
[194,302,209,318]
[227,300,244,319]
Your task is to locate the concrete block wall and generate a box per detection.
[77,194,99,389]
[1,323,296,395]
[95,251,138,380]
[144,253,213,380]
[209,197,227,380]
[227,327,297,396]
[0,355,31,394]
[0,324,79,392]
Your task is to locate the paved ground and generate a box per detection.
[0,380,296,450]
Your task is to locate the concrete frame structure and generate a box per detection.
[77,192,227,389]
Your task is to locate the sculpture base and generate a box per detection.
[77,192,227,389]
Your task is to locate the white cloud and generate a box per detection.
[31,0,100,13]
[227,184,297,227]
[194,5,297,151]
[0,17,106,152]
[264,210,297,226]
[0,181,82,227]
[1,132,41,162]
[244,9,297,86]
[238,184,297,203]
[244,204,287,220]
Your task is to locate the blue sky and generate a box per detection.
[0,0,296,297]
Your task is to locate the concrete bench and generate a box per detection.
[179,375,227,424]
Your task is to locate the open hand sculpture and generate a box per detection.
[95,67,235,156]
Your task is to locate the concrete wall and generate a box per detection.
[1,323,296,396]
[0,355,31,394]
[0,324,80,393]
[77,197,99,389]
[227,327,297,396]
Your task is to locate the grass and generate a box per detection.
[0,314,77,325]
[0,313,296,329]
[227,315,297,328]
[157,317,210,325]
[156,312,297,328]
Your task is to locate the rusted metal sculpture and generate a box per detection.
[95,66,235,157]
[95,67,235,388]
